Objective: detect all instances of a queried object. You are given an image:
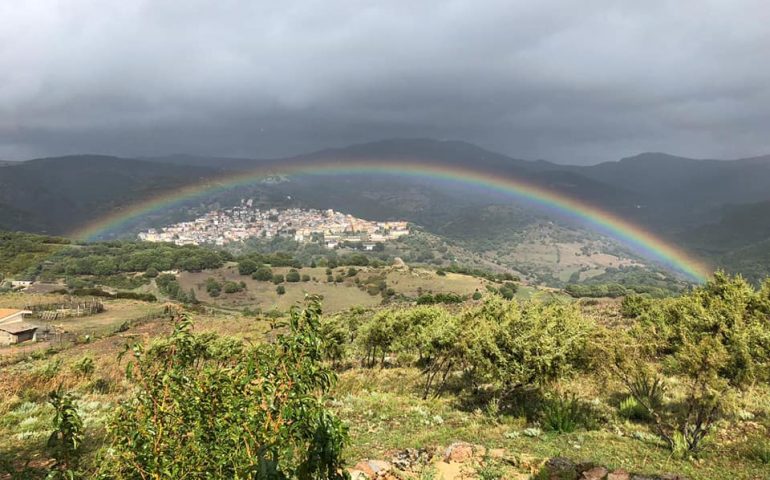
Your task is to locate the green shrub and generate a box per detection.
[144,267,159,278]
[618,396,650,421]
[286,269,301,282]
[276,285,286,295]
[103,300,348,478]
[47,388,83,477]
[237,259,258,276]
[222,281,244,294]
[115,291,157,302]
[251,266,273,281]
[541,393,593,433]
[742,434,770,464]
[272,273,285,284]
[205,278,222,297]
[71,356,95,378]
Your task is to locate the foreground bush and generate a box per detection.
[611,272,770,456]
[103,298,348,479]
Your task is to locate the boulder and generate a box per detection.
[607,469,631,480]
[390,447,432,471]
[581,466,609,480]
[443,442,484,463]
[352,460,391,478]
[348,470,369,480]
[542,457,578,480]
[353,462,376,478]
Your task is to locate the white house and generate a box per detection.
[0,309,36,346]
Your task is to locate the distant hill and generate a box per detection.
[2,139,770,280]
[0,155,218,234]
[570,152,770,228]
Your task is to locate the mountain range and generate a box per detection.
[1,139,769,281]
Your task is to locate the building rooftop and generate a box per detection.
[0,320,37,334]
[0,309,30,321]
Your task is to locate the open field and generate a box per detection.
[177,265,492,313]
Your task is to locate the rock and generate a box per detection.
[353,462,376,478]
[367,460,391,476]
[390,447,432,471]
[581,466,609,480]
[435,461,470,480]
[348,469,369,480]
[352,460,391,478]
[607,469,631,480]
[543,457,578,480]
[443,442,484,463]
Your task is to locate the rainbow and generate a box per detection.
[70,160,711,282]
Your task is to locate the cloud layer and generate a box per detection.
[2,0,769,163]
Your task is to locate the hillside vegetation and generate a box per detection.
[4,140,770,281]
[1,269,769,479]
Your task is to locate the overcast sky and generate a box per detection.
[1,0,769,164]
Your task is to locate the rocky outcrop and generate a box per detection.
[537,456,688,480]
[347,446,688,480]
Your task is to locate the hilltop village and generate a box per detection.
[138,202,410,248]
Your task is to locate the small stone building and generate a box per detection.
[0,309,36,346]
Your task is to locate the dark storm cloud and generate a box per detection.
[1,0,769,163]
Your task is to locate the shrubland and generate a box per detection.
[1,273,769,479]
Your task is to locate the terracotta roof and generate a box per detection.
[0,321,37,334]
[0,309,26,321]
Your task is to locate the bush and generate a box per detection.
[610,273,770,455]
[272,274,285,284]
[144,267,159,278]
[541,393,594,433]
[237,259,258,276]
[222,281,244,294]
[286,269,301,282]
[251,266,273,281]
[103,301,348,478]
[618,396,651,421]
[276,285,286,295]
[115,291,157,302]
[47,388,83,477]
[205,278,222,297]
[742,434,770,465]
[71,356,95,378]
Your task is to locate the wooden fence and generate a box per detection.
[25,298,105,321]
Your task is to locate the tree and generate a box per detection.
[237,258,258,276]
